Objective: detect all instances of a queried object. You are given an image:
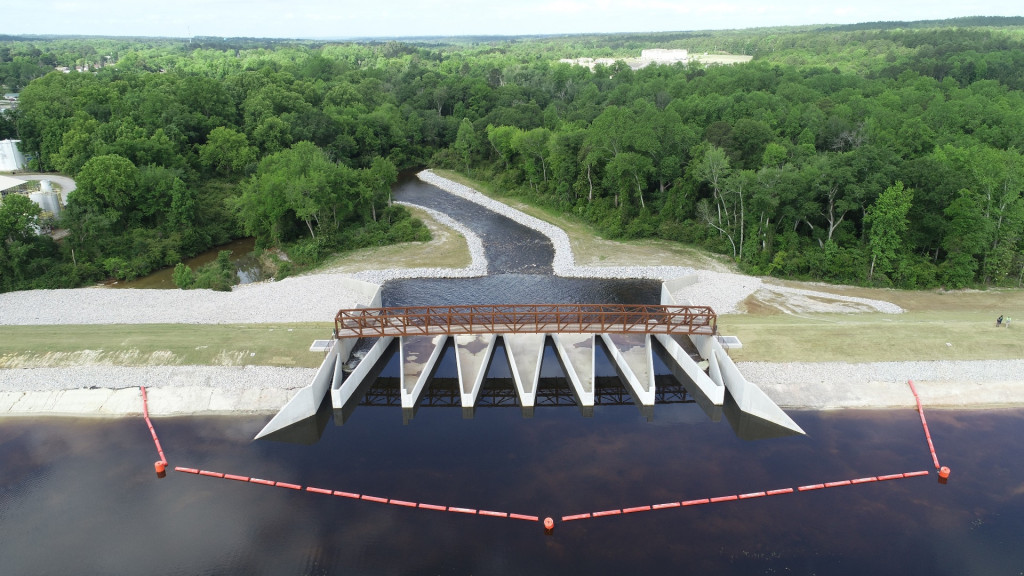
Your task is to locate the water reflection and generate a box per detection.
[4,411,1024,575]
[111,237,265,289]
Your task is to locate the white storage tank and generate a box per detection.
[29,190,62,218]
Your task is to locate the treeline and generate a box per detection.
[2,19,1024,292]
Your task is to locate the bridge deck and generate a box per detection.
[334,304,716,338]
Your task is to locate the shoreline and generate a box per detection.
[2,361,1023,417]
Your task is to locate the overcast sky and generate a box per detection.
[3,0,1022,39]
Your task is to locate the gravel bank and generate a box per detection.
[742,359,1024,409]
[0,365,314,393]
[5,358,1023,416]
[0,365,318,416]
[0,273,377,325]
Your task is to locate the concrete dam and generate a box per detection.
[255,277,804,440]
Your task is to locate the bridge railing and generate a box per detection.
[334,304,716,338]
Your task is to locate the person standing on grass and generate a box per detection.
[997,315,1003,327]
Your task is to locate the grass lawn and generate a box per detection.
[0,323,333,369]
[722,311,1024,363]
[317,205,471,272]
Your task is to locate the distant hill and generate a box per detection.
[824,15,1024,31]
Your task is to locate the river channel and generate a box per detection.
[2,174,1022,574]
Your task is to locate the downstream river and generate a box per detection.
[2,175,1022,575]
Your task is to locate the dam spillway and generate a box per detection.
[255,284,805,440]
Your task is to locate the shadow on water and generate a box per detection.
[256,393,334,445]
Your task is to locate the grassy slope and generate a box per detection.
[318,205,472,272]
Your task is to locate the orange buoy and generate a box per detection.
[543,517,555,533]
[154,460,166,478]
[939,466,951,479]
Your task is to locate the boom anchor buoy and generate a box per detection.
[543,517,554,534]
[155,460,167,478]
[938,466,951,484]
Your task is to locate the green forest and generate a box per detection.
[2,17,1024,293]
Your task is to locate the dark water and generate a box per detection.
[382,274,660,307]
[111,237,264,289]
[2,409,1023,575]
[394,174,554,275]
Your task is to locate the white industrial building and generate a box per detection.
[639,49,689,63]
[0,139,27,171]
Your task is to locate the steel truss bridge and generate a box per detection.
[334,303,717,339]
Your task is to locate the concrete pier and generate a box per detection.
[504,334,546,416]
[255,338,347,440]
[601,333,655,406]
[653,333,725,405]
[551,333,596,409]
[332,336,394,413]
[663,277,804,436]
[455,334,497,417]
[400,335,448,411]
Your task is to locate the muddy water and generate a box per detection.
[110,237,263,289]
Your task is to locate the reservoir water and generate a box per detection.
[3,174,1023,574]
[2,409,1022,575]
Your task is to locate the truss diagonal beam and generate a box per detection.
[334,304,716,338]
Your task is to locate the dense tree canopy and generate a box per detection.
[3,18,1024,291]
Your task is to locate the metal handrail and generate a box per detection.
[334,303,716,338]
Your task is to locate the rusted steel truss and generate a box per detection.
[334,303,716,338]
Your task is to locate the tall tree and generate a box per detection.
[199,126,257,176]
[0,194,42,289]
[865,181,913,282]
